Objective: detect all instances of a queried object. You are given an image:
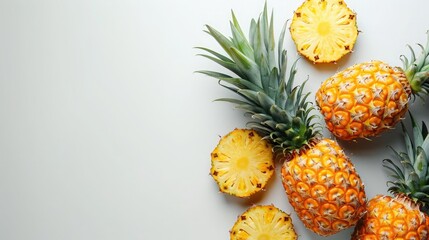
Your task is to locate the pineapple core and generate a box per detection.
[235,157,249,170]
[317,22,331,36]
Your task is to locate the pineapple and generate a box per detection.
[230,205,297,240]
[210,128,274,197]
[316,32,429,140]
[281,138,366,236]
[198,4,366,236]
[290,0,358,63]
[352,114,429,239]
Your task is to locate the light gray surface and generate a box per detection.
[0,0,428,239]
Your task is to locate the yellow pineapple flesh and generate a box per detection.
[230,205,297,240]
[290,0,358,63]
[316,60,411,140]
[210,129,274,198]
[281,138,366,236]
[352,195,429,240]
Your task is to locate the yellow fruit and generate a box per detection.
[316,31,429,140]
[281,138,366,236]
[352,115,429,239]
[290,0,358,63]
[210,129,274,198]
[352,195,429,240]
[316,60,411,140]
[200,4,367,236]
[230,205,297,240]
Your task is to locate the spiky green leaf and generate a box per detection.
[197,4,319,153]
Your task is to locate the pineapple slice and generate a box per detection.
[210,129,274,198]
[230,205,297,240]
[290,0,358,63]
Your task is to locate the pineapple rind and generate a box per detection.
[211,129,274,198]
[351,195,429,239]
[353,115,429,239]
[315,32,429,140]
[230,205,297,240]
[281,138,366,236]
[316,60,410,140]
[290,0,358,63]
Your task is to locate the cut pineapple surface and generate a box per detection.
[230,205,297,240]
[290,0,358,63]
[210,129,274,198]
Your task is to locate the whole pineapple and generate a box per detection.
[352,114,429,239]
[198,4,366,236]
[230,205,297,239]
[281,137,366,236]
[316,32,429,140]
[290,0,358,63]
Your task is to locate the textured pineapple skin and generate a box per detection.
[352,195,429,240]
[230,205,297,240]
[316,60,411,140]
[281,138,366,236]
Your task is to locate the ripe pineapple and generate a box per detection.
[316,32,429,140]
[281,138,366,236]
[290,0,358,63]
[352,114,429,239]
[230,205,297,240]
[210,129,274,197]
[198,4,366,236]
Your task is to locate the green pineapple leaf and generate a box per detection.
[197,3,319,154]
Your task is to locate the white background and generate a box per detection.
[0,0,428,239]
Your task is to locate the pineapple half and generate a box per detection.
[210,129,274,198]
[352,114,429,239]
[198,3,366,236]
[316,32,429,140]
[230,205,297,240]
[290,0,358,63]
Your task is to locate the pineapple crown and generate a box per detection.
[401,31,429,97]
[383,113,429,212]
[196,4,320,155]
